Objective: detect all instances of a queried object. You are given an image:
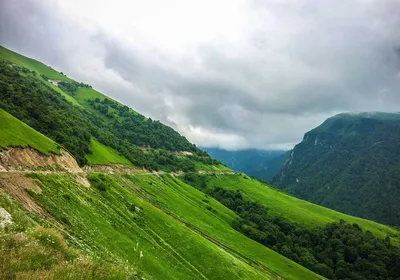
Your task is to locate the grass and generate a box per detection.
[0,46,132,114]
[85,138,133,166]
[45,82,83,108]
[74,87,138,121]
[200,173,400,245]
[20,172,323,280]
[0,46,71,81]
[0,108,60,155]
[0,193,129,280]
[125,174,323,280]
[195,162,232,172]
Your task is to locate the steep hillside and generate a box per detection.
[0,108,60,156]
[0,46,219,171]
[85,138,133,167]
[182,173,400,279]
[202,147,285,180]
[0,117,322,280]
[273,112,400,226]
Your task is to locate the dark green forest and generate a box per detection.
[0,59,217,170]
[273,113,400,226]
[183,173,400,280]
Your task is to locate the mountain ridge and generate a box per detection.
[273,111,400,226]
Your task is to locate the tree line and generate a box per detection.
[183,174,400,280]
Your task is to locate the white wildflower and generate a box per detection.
[140,250,143,258]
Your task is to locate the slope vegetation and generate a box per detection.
[0,142,322,280]
[0,108,59,155]
[16,172,321,280]
[193,174,399,243]
[0,108,317,279]
[86,138,133,166]
[273,112,400,226]
[181,173,400,279]
[0,46,70,81]
[0,47,219,170]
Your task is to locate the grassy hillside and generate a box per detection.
[0,194,129,279]
[0,50,220,170]
[0,108,60,155]
[194,174,400,244]
[181,173,400,279]
[86,138,133,166]
[123,174,321,280]
[2,172,321,280]
[0,46,70,81]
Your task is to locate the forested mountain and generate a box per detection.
[0,46,223,172]
[202,147,285,181]
[273,112,400,226]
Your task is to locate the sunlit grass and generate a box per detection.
[0,108,60,155]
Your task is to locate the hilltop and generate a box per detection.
[273,112,400,226]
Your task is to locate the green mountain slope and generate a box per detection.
[273,112,400,226]
[0,46,219,170]
[86,138,133,166]
[181,173,400,279]
[0,46,71,81]
[0,112,321,279]
[0,108,60,155]
[193,174,399,242]
[17,172,322,280]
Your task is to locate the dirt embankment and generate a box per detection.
[0,148,82,173]
[0,173,45,215]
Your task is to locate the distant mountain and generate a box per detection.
[202,147,285,180]
[252,151,289,181]
[273,112,400,226]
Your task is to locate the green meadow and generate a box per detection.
[0,46,70,81]
[23,173,301,280]
[85,138,133,166]
[199,174,400,245]
[0,109,60,155]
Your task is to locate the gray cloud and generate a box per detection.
[1,0,400,150]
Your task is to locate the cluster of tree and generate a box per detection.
[58,81,78,96]
[0,59,216,170]
[182,173,400,280]
[273,113,400,226]
[87,97,208,153]
[207,187,400,280]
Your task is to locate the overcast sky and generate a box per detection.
[1,0,400,150]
